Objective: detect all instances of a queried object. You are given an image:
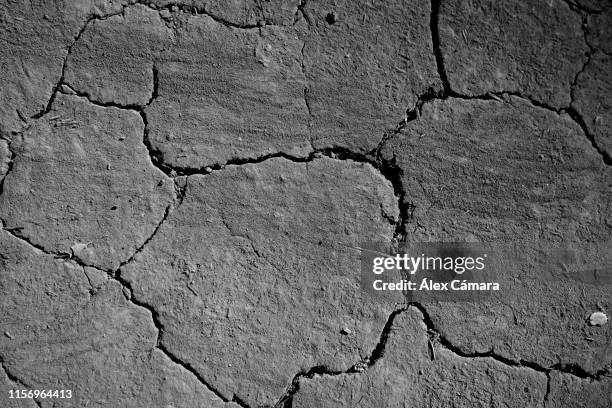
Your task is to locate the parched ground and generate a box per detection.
[0,0,611,407]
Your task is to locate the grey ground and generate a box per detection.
[0,0,611,407]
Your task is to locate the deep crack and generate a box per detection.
[293,0,311,26]
[566,106,612,165]
[60,84,145,112]
[31,7,129,120]
[365,308,408,367]
[43,65,178,190]
[114,203,177,273]
[423,0,610,168]
[1,210,239,407]
[273,300,606,407]
[2,2,609,405]
[386,88,612,168]
[273,307,409,408]
[409,302,607,381]
[560,0,604,14]
[111,270,251,407]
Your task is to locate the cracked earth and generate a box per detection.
[0,0,611,407]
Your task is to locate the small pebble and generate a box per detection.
[589,311,608,326]
[204,166,213,174]
[4,331,13,339]
[340,328,351,335]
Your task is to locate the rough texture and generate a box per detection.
[65,5,173,107]
[0,230,235,408]
[381,97,612,374]
[292,309,547,408]
[121,158,398,406]
[439,0,587,108]
[0,94,174,271]
[146,16,311,169]
[1,1,611,407]
[302,0,442,152]
[0,0,127,134]
[0,365,38,408]
[575,0,611,12]
[587,9,612,56]
[546,371,612,407]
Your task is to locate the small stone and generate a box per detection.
[204,166,213,174]
[159,9,171,19]
[340,327,351,335]
[589,312,608,326]
[4,331,13,339]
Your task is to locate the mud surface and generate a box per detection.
[0,0,611,407]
